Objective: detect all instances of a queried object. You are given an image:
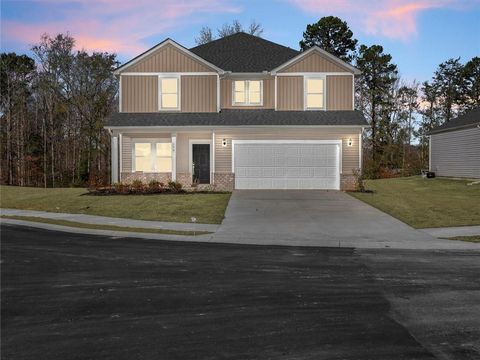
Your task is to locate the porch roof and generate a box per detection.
[105,109,368,128]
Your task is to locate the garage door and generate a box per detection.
[233,141,340,190]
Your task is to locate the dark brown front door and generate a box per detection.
[192,144,210,184]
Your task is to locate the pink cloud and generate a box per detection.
[2,0,241,57]
[290,0,471,41]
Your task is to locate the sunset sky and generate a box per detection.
[2,0,479,82]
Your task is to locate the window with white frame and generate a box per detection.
[134,141,172,172]
[233,80,262,105]
[305,78,325,109]
[159,77,179,110]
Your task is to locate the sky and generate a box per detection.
[1,0,480,83]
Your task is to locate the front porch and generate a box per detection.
[110,131,235,191]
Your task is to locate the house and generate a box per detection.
[105,32,368,190]
[428,107,480,179]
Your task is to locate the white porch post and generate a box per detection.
[171,133,177,181]
[212,131,215,184]
[111,134,119,183]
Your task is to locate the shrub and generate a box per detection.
[147,180,164,194]
[114,182,130,194]
[167,180,183,193]
[130,179,144,194]
[352,168,366,192]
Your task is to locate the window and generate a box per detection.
[134,141,172,172]
[305,78,324,109]
[159,77,179,110]
[233,80,262,105]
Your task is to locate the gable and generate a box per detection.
[123,43,217,73]
[279,52,351,73]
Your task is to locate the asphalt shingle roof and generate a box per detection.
[105,109,368,127]
[189,32,300,72]
[428,107,480,134]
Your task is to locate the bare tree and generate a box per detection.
[195,26,214,45]
[195,20,264,45]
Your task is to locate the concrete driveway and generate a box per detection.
[213,190,479,249]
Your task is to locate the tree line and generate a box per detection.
[1,18,478,187]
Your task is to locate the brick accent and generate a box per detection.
[177,172,234,192]
[120,172,171,184]
[340,173,357,191]
[213,172,235,191]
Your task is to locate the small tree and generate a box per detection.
[194,20,264,45]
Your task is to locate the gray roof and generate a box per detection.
[105,109,368,127]
[190,32,300,72]
[429,107,480,134]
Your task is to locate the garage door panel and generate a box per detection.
[234,143,340,190]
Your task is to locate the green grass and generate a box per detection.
[1,215,211,236]
[349,176,480,229]
[444,235,480,243]
[0,186,231,224]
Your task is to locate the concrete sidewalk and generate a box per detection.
[1,208,219,232]
[421,225,480,238]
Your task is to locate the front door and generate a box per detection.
[192,144,210,184]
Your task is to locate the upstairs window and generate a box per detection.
[159,77,179,110]
[305,78,325,110]
[134,141,172,172]
[233,80,263,106]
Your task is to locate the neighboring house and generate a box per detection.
[105,32,368,190]
[429,107,480,179]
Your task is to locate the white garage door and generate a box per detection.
[233,141,340,190]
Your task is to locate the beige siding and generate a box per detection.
[176,132,213,173]
[181,75,217,112]
[220,78,274,109]
[121,76,158,112]
[214,128,361,174]
[121,133,171,172]
[127,44,214,73]
[277,76,303,110]
[280,52,350,73]
[430,127,480,178]
[327,75,353,110]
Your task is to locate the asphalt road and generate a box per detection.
[2,224,479,360]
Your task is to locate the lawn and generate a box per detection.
[0,186,231,224]
[445,235,480,243]
[349,176,480,228]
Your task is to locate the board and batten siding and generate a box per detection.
[430,127,480,178]
[126,44,214,73]
[121,76,158,112]
[181,75,217,112]
[277,76,303,110]
[327,75,353,110]
[279,52,350,73]
[220,77,275,109]
[214,128,361,174]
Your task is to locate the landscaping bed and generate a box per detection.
[348,176,480,228]
[0,185,231,224]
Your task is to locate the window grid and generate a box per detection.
[233,80,262,106]
[305,78,325,110]
[159,77,179,110]
[133,141,172,172]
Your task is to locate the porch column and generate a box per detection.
[212,131,215,184]
[171,133,177,181]
[111,134,119,183]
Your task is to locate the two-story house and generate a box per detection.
[105,32,368,191]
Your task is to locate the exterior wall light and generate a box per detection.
[222,138,228,147]
[347,138,353,147]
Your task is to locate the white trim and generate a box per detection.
[359,131,363,170]
[188,139,213,184]
[351,74,355,110]
[212,132,216,184]
[119,133,123,174]
[119,75,122,112]
[114,39,224,75]
[131,138,172,173]
[429,135,432,171]
[271,46,361,75]
[158,75,181,111]
[111,135,119,183]
[231,139,342,190]
[216,75,220,112]
[171,133,177,181]
[274,75,277,111]
[231,80,263,106]
[304,75,326,111]
[106,125,368,131]
[277,72,352,76]
[120,72,219,76]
